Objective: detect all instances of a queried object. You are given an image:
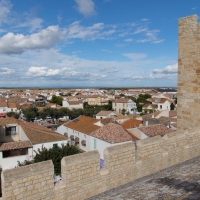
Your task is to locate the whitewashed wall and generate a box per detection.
[0,147,33,170]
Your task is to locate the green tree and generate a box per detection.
[121,108,126,115]
[22,107,39,121]
[170,103,175,110]
[50,95,63,106]
[17,144,81,175]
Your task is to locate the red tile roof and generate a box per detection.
[112,98,131,103]
[19,121,67,144]
[0,141,32,152]
[138,124,174,137]
[159,116,177,123]
[64,116,100,135]
[121,119,142,129]
[96,110,114,116]
[0,117,17,126]
[91,123,132,143]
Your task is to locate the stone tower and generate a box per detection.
[178,15,200,130]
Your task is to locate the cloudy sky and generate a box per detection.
[0,0,199,88]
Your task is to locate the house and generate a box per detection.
[57,116,101,152]
[0,118,68,170]
[142,110,177,126]
[142,104,157,113]
[127,124,174,140]
[95,110,116,119]
[87,95,109,106]
[112,98,137,114]
[62,100,83,110]
[7,103,18,113]
[0,101,8,113]
[90,123,133,160]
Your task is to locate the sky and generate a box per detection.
[0,0,199,88]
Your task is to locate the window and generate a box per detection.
[3,149,28,158]
[94,139,97,149]
[160,105,162,109]
[6,126,16,136]
[53,143,58,149]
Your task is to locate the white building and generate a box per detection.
[112,98,137,114]
[0,118,68,170]
[95,110,116,119]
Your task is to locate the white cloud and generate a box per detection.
[0,67,14,76]
[102,49,112,53]
[64,21,115,41]
[124,38,133,42]
[134,26,164,44]
[57,15,62,23]
[75,0,96,17]
[122,53,147,60]
[0,0,12,25]
[0,26,61,54]
[153,63,177,74]
[123,74,172,80]
[16,18,43,32]
[26,65,107,81]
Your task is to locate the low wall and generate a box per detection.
[1,128,200,200]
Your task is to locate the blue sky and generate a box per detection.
[0,0,199,88]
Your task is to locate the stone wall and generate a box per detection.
[2,128,200,200]
[178,14,200,130]
[2,14,200,200]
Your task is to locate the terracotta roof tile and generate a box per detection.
[19,122,67,144]
[96,110,114,116]
[169,110,177,117]
[91,123,132,143]
[64,116,100,135]
[112,98,130,103]
[0,101,7,107]
[138,124,174,137]
[121,119,142,129]
[7,103,17,108]
[159,116,177,123]
[0,141,32,152]
[0,117,17,126]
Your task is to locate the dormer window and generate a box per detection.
[6,126,16,136]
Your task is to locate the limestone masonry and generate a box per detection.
[2,15,200,200]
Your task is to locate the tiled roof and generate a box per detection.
[64,116,100,135]
[7,103,17,108]
[142,111,162,119]
[138,124,174,137]
[19,121,67,144]
[91,123,132,143]
[100,118,118,125]
[169,110,177,117]
[126,130,140,141]
[121,119,142,129]
[143,104,157,109]
[0,141,32,152]
[0,117,17,126]
[96,110,114,116]
[0,101,7,107]
[159,116,177,123]
[68,101,81,105]
[112,98,130,103]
